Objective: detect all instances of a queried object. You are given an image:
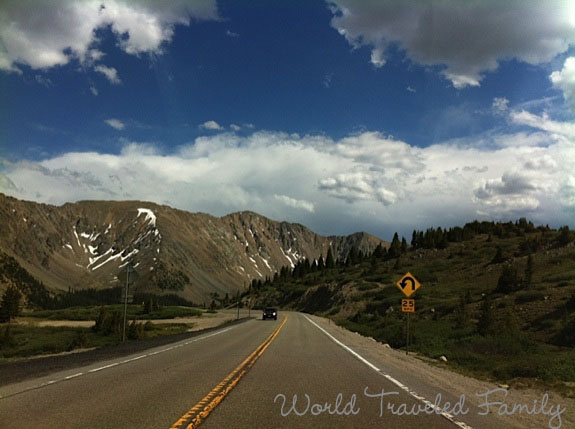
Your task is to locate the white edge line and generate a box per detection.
[0,324,239,400]
[303,315,474,429]
[89,362,119,373]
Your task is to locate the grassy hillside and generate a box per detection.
[250,220,575,389]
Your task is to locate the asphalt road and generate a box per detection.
[1,312,494,428]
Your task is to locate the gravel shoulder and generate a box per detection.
[308,313,574,429]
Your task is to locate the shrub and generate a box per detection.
[67,330,88,350]
[554,315,575,347]
[515,290,545,304]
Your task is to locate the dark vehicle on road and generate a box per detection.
[262,307,277,320]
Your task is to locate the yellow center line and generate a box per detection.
[170,316,288,429]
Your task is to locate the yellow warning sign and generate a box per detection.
[401,299,415,313]
[396,272,421,297]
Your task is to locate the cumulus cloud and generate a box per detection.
[104,118,125,130]
[0,0,218,79]
[230,124,242,131]
[199,120,223,131]
[1,121,573,237]
[550,56,575,111]
[328,0,575,88]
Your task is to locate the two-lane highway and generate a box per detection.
[1,312,495,428]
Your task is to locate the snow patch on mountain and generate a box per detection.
[137,208,157,226]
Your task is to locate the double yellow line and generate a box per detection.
[170,316,288,429]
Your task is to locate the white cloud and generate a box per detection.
[328,0,575,88]
[2,121,573,237]
[104,118,125,130]
[230,124,242,132]
[550,56,575,111]
[95,65,121,84]
[90,86,99,96]
[226,30,239,38]
[199,120,223,131]
[511,110,575,138]
[0,0,218,80]
[492,97,509,114]
[274,195,315,213]
[406,86,416,93]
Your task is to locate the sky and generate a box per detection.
[1,0,574,240]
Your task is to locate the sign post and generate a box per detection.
[396,273,422,355]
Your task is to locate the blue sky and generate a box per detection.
[1,0,574,239]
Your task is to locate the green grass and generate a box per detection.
[24,305,202,321]
[257,228,575,385]
[0,322,190,359]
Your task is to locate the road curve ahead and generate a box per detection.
[2,312,477,428]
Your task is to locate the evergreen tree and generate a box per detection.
[348,247,359,265]
[477,297,495,336]
[497,265,520,293]
[491,246,505,264]
[389,232,401,258]
[373,243,386,259]
[317,255,325,270]
[400,237,408,254]
[558,226,571,246]
[0,286,22,323]
[325,247,335,269]
[454,293,469,328]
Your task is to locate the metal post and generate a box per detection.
[247,283,251,318]
[406,312,410,356]
[122,266,129,342]
[236,291,240,320]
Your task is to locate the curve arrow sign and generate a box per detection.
[396,272,421,297]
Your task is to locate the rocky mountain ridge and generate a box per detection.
[0,193,387,303]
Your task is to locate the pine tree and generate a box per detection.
[558,226,571,246]
[497,265,520,293]
[373,243,385,259]
[326,247,335,269]
[477,297,495,336]
[491,246,505,264]
[400,237,408,254]
[0,286,22,323]
[411,230,418,248]
[389,232,401,258]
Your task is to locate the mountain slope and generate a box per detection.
[0,193,386,303]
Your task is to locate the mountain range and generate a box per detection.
[0,193,386,303]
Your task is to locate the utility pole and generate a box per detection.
[247,282,251,318]
[122,265,130,342]
[236,290,240,320]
